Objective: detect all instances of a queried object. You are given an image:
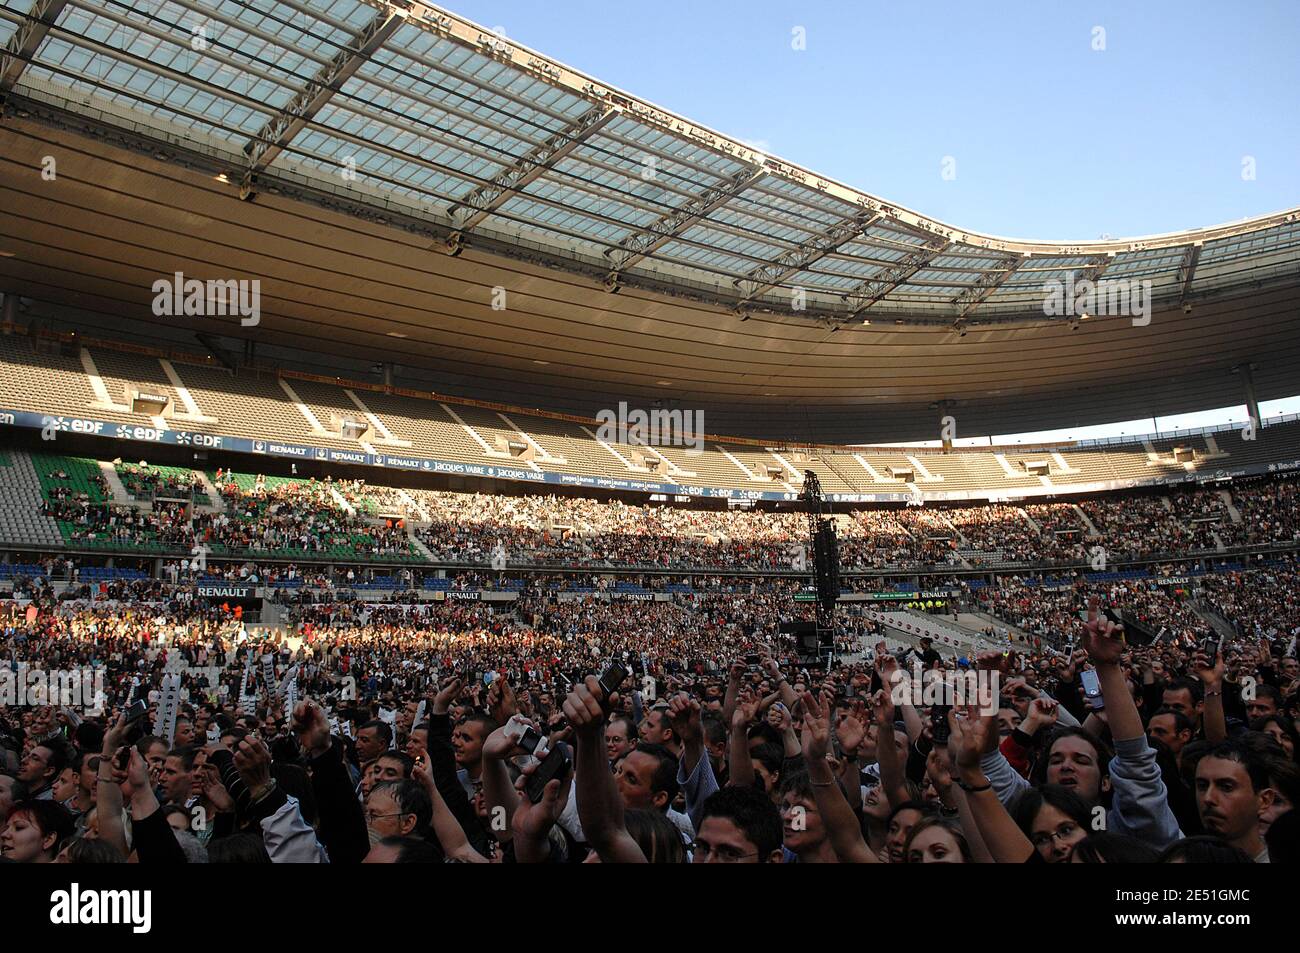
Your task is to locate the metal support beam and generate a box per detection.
[953,254,1025,318]
[240,7,407,199]
[735,211,883,306]
[1233,362,1261,432]
[1178,243,1202,307]
[447,104,620,236]
[0,0,68,102]
[842,238,950,316]
[606,165,766,276]
[1075,253,1114,286]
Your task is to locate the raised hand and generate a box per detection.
[1080,595,1126,666]
[482,723,524,763]
[925,745,954,796]
[512,757,570,840]
[732,689,760,730]
[761,657,783,682]
[876,652,900,686]
[766,702,792,733]
[409,744,435,793]
[488,676,519,725]
[561,675,608,738]
[667,692,703,745]
[1192,649,1224,687]
[799,691,832,762]
[1022,697,1059,734]
[234,734,273,797]
[197,762,235,813]
[291,700,331,758]
[975,651,1009,674]
[124,747,151,798]
[834,706,866,758]
[869,688,895,729]
[431,676,464,715]
[101,713,129,757]
[948,705,998,771]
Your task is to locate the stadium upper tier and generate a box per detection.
[4,332,1300,503]
[1,1,1298,441]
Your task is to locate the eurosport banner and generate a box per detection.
[4,407,1295,504]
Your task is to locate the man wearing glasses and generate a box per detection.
[691,786,783,864]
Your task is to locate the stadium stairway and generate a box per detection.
[1073,503,1103,537]
[1187,600,1238,641]
[195,471,226,513]
[327,486,355,516]
[1019,506,1041,535]
[97,462,134,506]
[1219,489,1244,524]
[407,532,437,562]
[396,489,430,521]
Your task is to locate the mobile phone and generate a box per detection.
[115,745,131,770]
[1080,669,1104,710]
[597,662,629,701]
[517,725,546,756]
[124,698,147,726]
[524,743,572,804]
[1200,635,1223,658]
[931,703,952,744]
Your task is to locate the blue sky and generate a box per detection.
[449,0,1300,440]
[451,0,1299,240]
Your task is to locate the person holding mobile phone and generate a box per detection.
[972,597,1183,850]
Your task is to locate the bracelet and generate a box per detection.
[956,779,992,793]
[810,779,838,788]
[1204,689,1222,697]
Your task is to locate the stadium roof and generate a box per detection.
[1,0,1299,444]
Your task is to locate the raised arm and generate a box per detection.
[294,700,368,865]
[870,688,909,810]
[1193,649,1227,744]
[1081,601,1182,847]
[413,748,487,863]
[727,694,758,789]
[949,707,1035,864]
[95,714,131,860]
[924,743,992,864]
[800,691,878,863]
[478,723,523,847]
[564,678,646,863]
[1081,597,1143,743]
